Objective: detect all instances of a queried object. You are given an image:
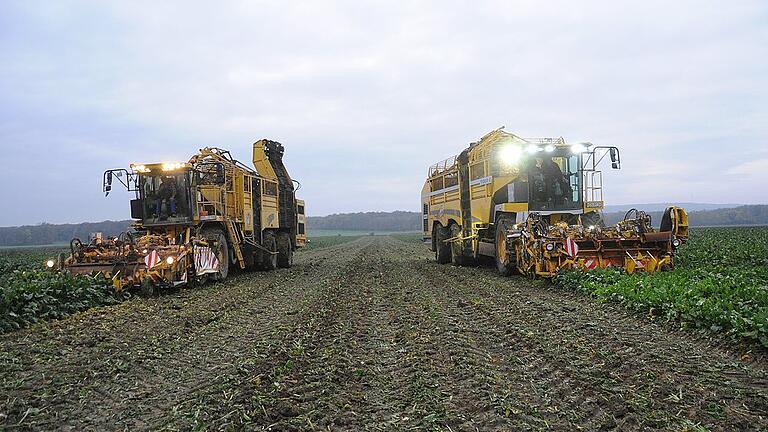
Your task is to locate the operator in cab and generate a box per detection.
[156,176,178,219]
[530,158,547,205]
[542,158,573,207]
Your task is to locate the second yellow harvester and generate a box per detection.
[421,127,688,277]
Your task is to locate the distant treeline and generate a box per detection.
[1,205,766,246]
[307,211,420,232]
[603,205,768,227]
[0,221,133,247]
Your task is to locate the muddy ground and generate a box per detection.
[1,235,766,431]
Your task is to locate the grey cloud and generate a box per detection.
[0,0,767,225]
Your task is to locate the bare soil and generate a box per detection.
[1,236,766,431]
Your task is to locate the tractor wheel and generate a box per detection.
[434,224,451,264]
[242,244,257,272]
[261,231,278,271]
[495,216,516,276]
[277,231,293,268]
[140,278,156,297]
[450,223,474,266]
[202,227,229,281]
[213,232,229,281]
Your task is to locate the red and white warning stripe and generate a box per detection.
[563,237,579,257]
[194,246,220,275]
[144,250,160,269]
[584,258,598,270]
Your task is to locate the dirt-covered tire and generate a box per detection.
[277,231,293,268]
[202,227,229,281]
[242,244,257,272]
[213,233,229,280]
[434,224,451,264]
[450,223,473,266]
[140,278,156,297]
[495,216,516,276]
[261,231,278,271]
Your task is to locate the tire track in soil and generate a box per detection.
[0,237,372,431]
[191,236,458,431]
[2,235,766,431]
[390,236,768,431]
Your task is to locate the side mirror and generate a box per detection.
[609,148,620,169]
[105,172,113,196]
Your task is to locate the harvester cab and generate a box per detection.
[57,140,305,294]
[422,127,688,277]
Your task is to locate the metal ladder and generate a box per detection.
[226,220,246,269]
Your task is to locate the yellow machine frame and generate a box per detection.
[60,140,306,292]
[422,127,688,277]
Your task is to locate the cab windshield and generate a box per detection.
[138,171,192,222]
[528,153,581,211]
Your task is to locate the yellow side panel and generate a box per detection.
[261,196,279,229]
[243,194,253,233]
[497,202,529,213]
[427,192,462,230]
[252,141,278,180]
[470,197,492,225]
[235,172,244,219]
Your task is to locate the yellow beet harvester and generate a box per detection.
[421,127,688,277]
[50,140,306,294]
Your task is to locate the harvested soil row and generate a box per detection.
[0,237,367,430]
[1,235,766,431]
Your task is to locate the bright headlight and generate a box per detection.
[570,143,587,153]
[166,256,175,265]
[499,146,522,166]
[545,243,555,251]
[46,259,55,268]
[544,145,555,153]
[526,145,540,154]
[162,162,185,171]
[672,239,681,247]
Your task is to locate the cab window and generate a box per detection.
[444,171,458,188]
[470,162,485,180]
[431,176,444,191]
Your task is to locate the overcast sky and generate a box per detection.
[1,1,766,226]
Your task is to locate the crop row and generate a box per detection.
[0,248,128,333]
[0,237,364,333]
[555,226,768,348]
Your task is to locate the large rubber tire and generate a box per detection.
[213,232,229,281]
[434,225,451,264]
[495,216,516,276]
[202,228,229,281]
[140,278,156,297]
[276,231,293,268]
[261,231,278,271]
[242,244,257,272]
[450,223,473,266]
